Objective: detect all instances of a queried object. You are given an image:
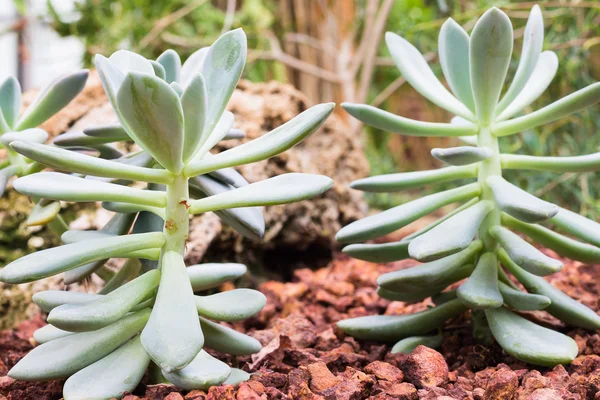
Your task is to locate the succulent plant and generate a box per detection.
[0,28,334,398]
[0,70,88,232]
[336,5,600,367]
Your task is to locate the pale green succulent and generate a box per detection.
[337,5,600,367]
[0,29,334,399]
[0,70,88,231]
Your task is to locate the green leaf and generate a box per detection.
[11,141,173,184]
[26,200,61,226]
[200,317,262,355]
[157,49,181,83]
[195,289,266,321]
[496,51,558,121]
[349,165,477,193]
[431,147,492,166]
[33,324,73,344]
[385,32,474,120]
[109,50,155,76]
[501,152,600,173]
[202,29,246,142]
[499,248,600,330]
[8,309,150,380]
[487,176,557,223]
[117,72,184,173]
[187,263,247,291]
[181,73,208,163]
[431,290,457,305]
[343,240,410,263]
[493,83,600,136]
[83,124,129,141]
[337,299,467,341]
[16,70,89,130]
[184,103,334,177]
[469,7,513,124]
[150,60,166,80]
[170,82,183,96]
[53,131,119,147]
[193,111,234,160]
[223,128,245,140]
[181,48,209,87]
[404,198,481,241]
[342,103,478,137]
[102,201,165,219]
[409,201,492,261]
[1,129,48,147]
[188,173,333,214]
[502,213,600,263]
[48,270,160,332]
[0,165,18,197]
[163,350,231,391]
[0,232,164,284]
[224,368,251,386]
[495,5,544,115]
[141,251,203,372]
[379,241,482,292]
[489,225,562,275]
[14,172,167,207]
[391,334,443,354]
[438,19,474,111]
[336,183,481,243]
[377,286,447,302]
[552,207,600,247]
[63,336,150,400]
[207,165,250,188]
[498,281,550,311]
[457,252,503,309]
[0,76,21,128]
[485,307,578,366]
[99,258,143,295]
[33,291,102,313]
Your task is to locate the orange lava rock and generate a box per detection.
[387,382,418,399]
[483,368,518,400]
[236,382,261,400]
[364,361,404,382]
[184,390,207,399]
[165,393,185,400]
[308,362,340,392]
[526,388,563,400]
[206,385,235,400]
[401,345,449,389]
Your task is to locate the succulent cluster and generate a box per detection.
[0,29,334,399]
[337,6,600,366]
[0,70,88,233]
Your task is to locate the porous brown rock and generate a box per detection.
[364,361,404,382]
[401,346,449,389]
[483,367,518,400]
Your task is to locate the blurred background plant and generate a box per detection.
[3,0,600,217]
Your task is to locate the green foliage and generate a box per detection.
[0,29,334,398]
[338,5,600,367]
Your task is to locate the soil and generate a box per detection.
[2,250,600,400]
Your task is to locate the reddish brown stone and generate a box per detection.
[401,346,449,388]
[206,385,236,400]
[236,383,262,400]
[307,362,339,392]
[483,368,518,400]
[184,390,207,399]
[526,388,563,400]
[364,361,404,382]
[165,393,185,400]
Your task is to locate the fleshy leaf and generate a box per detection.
[337,299,467,341]
[343,240,410,263]
[187,263,247,291]
[438,19,474,111]
[1,129,48,147]
[8,309,150,380]
[109,50,155,76]
[63,336,150,400]
[0,165,18,197]
[349,165,477,193]
[201,29,246,143]
[0,232,164,284]
[0,76,20,128]
[498,281,550,311]
[99,258,142,294]
[117,72,184,173]
[495,5,544,114]
[163,350,231,391]
[391,334,443,354]
[489,225,562,276]
[431,146,492,166]
[501,152,600,173]
[486,176,558,223]
[181,74,208,163]
[83,124,129,141]
[26,200,61,226]
[485,307,578,366]
[408,201,492,261]
[377,286,448,303]
[493,83,600,136]
[185,103,334,177]
[141,251,203,372]
[496,51,558,121]
[33,324,73,344]
[16,70,89,130]
[194,111,234,159]
[150,60,166,80]
[224,368,251,386]
[200,317,262,355]
[189,173,333,214]
[336,183,481,243]
[499,248,600,330]
[48,270,160,332]
[457,252,503,309]
[342,103,477,137]
[33,291,102,313]
[551,207,600,247]
[195,289,266,321]
[181,47,209,87]
[223,128,245,140]
[385,32,474,120]
[14,172,167,207]
[378,241,482,292]
[157,49,181,83]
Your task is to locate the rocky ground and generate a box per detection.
[2,248,600,400]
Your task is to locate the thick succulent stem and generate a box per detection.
[162,174,190,256]
[476,126,501,251]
